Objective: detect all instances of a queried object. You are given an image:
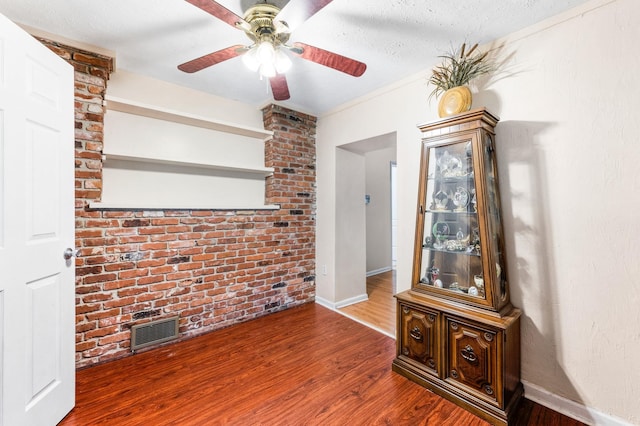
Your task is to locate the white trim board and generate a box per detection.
[104,95,272,140]
[314,296,336,310]
[523,380,633,426]
[334,294,368,309]
[366,266,392,277]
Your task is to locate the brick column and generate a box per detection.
[37,37,113,209]
[263,105,317,305]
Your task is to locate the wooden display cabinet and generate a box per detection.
[392,108,522,425]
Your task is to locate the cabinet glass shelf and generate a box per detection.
[422,246,481,257]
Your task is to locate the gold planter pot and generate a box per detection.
[438,86,472,117]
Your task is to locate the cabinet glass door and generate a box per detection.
[418,140,485,299]
[483,134,508,301]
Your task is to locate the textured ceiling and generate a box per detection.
[0,0,591,115]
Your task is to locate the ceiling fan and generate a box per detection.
[178,0,367,101]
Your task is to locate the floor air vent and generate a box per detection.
[131,316,179,352]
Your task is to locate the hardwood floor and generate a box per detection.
[338,270,396,336]
[60,303,585,426]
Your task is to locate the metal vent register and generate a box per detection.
[130,316,179,351]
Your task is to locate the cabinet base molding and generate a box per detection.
[393,358,523,425]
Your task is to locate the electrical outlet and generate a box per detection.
[322,264,327,275]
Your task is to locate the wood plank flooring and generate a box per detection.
[60,302,585,426]
[338,270,396,336]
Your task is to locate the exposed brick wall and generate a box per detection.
[37,37,113,209]
[38,38,317,368]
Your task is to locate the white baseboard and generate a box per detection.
[334,293,368,309]
[314,296,335,310]
[315,295,369,310]
[523,380,632,426]
[366,266,392,277]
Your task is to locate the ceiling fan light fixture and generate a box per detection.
[241,46,260,71]
[257,41,275,62]
[259,61,277,78]
[274,49,292,74]
[242,40,291,78]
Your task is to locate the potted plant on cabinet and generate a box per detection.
[428,43,493,117]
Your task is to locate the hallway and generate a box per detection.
[338,270,395,336]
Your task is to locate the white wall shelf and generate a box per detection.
[102,153,274,176]
[103,95,273,140]
[99,94,275,211]
[88,202,280,211]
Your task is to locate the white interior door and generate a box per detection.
[0,13,75,426]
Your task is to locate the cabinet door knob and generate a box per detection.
[409,326,423,342]
[460,344,477,363]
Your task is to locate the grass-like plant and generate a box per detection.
[428,43,492,101]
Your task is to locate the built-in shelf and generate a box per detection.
[88,202,280,211]
[103,95,273,140]
[102,153,274,177]
[99,95,276,212]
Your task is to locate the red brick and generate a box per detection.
[104,262,135,272]
[149,265,174,275]
[76,341,97,352]
[136,292,164,303]
[151,218,180,226]
[98,332,129,346]
[103,296,136,309]
[118,269,149,279]
[178,262,203,271]
[117,287,148,297]
[149,282,177,292]
[166,225,190,233]
[76,303,101,314]
[85,326,119,339]
[83,273,117,284]
[141,242,167,251]
[103,279,136,291]
[168,241,194,249]
[137,275,164,285]
[166,272,191,281]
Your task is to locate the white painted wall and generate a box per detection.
[316,0,640,423]
[316,80,426,307]
[335,147,367,304]
[365,147,397,273]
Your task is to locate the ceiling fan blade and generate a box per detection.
[178,45,245,73]
[270,74,290,101]
[184,0,248,29]
[275,0,334,32]
[291,42,366,77]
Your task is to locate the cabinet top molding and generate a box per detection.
[104,95,274,140]
[418,108,499,137]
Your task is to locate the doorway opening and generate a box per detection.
[335,133,397,337]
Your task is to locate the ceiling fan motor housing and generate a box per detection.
[242,4,290,46]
